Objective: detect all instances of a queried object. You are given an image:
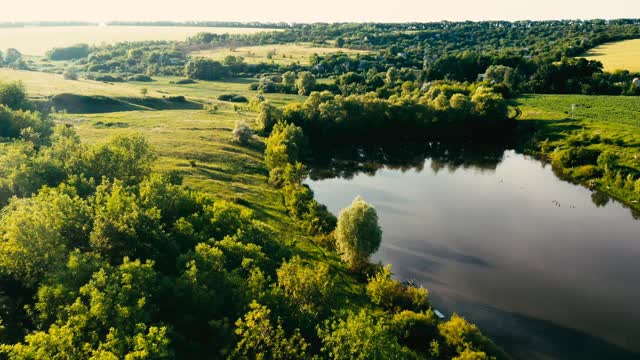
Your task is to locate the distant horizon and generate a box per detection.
[2,0,640,24]
[1,18,639,25]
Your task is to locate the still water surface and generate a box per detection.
[306,149,640,359]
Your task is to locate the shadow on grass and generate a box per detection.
[515,118,584,151]
[50,93,202,113]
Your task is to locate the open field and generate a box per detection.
[0,26,278,56]
[517,94,640,208]
[518,94,640,142]
[191,43,369,65]
[0,68,305,106]
[581,39,640,72]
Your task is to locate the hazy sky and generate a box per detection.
[2,0,639,23]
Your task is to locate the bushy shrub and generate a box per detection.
[367,265,429,311]
[232,120,253,145]
[63,68,79,80]
[318,310,417,359]
[47,44,90,61]
[89,74,126,82]
[276,256,333,316]
[0,81,29,110]
[551,147,601,168]
[218,94,248,103]
[171,78,197,84]
[127,74,153,82]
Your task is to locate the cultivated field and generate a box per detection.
[191,43,369,65]
[0,26,278,56]
[581,39,640,72]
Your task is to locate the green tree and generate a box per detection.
[335,196,382,271]
[471,87,508,119]
[296,72,316,96]
[318,310,416,359]
[276,256,332,317]
[367,264,401,308]
[484,65,514,85]
[0,81,29,110]
[256,102,282,133]
[264,122,304,169]
[2,259,172,359]
[282,71,297,86]
[0,188,90,286]
[234,301,310,359]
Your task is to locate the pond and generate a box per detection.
[306,146,640,360]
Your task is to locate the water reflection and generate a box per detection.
[306,144,640,359]
[308,141,508,181]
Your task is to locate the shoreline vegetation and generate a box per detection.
[1,19,639,358]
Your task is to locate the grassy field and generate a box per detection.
[0,68,305,106]
[581,39,640,72]
[517,94,640,208]
[0,66,348,279]
[0,26,278,56]
[191,43,369,65]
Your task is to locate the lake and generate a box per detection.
[306,146,640,360]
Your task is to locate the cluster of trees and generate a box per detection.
[0,48,28,70]
[184,55,305,81]
[73,41,188,77]
[250,71,333,95]
[541,131,640,207]
[46,43,91,61]
[264,122,337,235]
[272,83,512,148]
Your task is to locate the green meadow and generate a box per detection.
[191,43,369,65]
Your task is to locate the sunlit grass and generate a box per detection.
[191,43,369,65]
[0,68,305,106]
[581,39,640,72]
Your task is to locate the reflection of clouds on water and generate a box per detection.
[309,148,640,357]
[373,203,411,216]
[381,242,493,269]
[429,291,640,360]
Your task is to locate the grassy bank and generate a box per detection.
[517,94,640,211]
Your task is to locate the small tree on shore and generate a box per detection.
[140,87,148,98]
[335,196,382,271]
